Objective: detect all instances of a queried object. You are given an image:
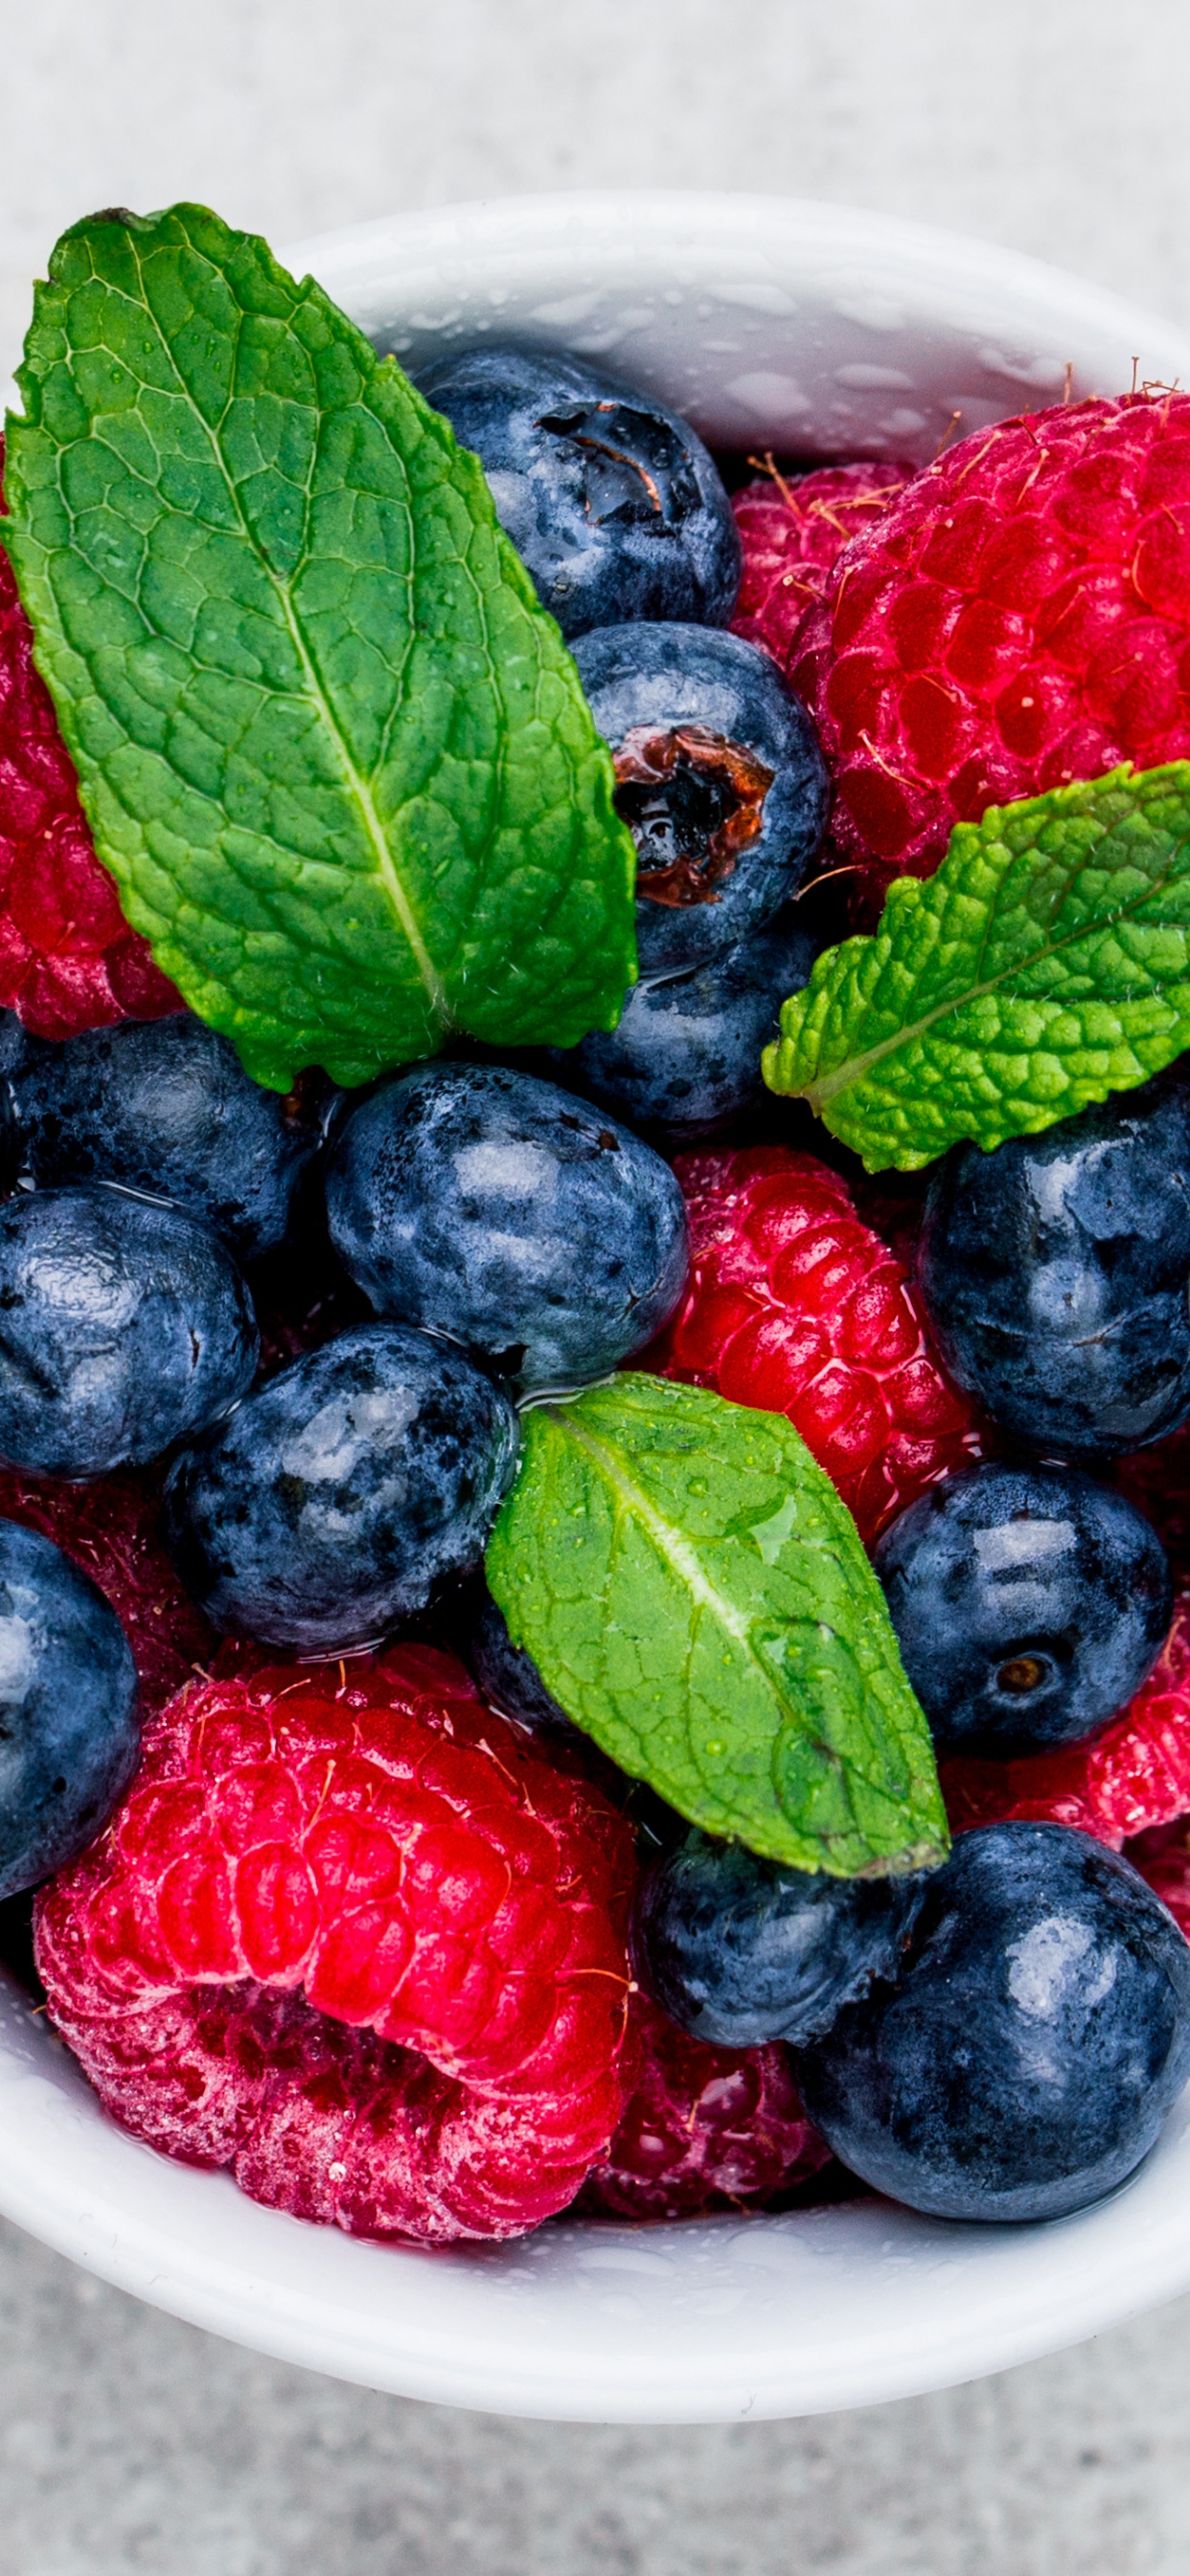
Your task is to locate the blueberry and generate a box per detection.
[325,1061,689,1392]
[463,1577,575,1734]
[795,1821,1190,2221]
[11,1013,335,1262]
[162,1322,519,1653]
[875,1460,1172,1755]
[572,624,829,976]
[0,1517,139,1898]
[553,908,819,1144]
[0,1185,258,1480]
[0,1019,25,1196]
[917,1074,1190,1459]
[415,344,740,636]
[0,1013,28,1078]
[632,1828,922,2049]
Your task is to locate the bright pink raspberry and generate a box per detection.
[941,1593,1190,1850]
[656,1145,983,1543]
[578,1990,831,2220]
[0,1466,216,1718]
[0,440,180,1038]
[791,393,1190,919]
[34,1647,636,2244]
[731,461,913,673]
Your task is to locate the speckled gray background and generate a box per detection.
[3,2,1190,2566]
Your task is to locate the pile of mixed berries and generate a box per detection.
[7,334,1190,2250]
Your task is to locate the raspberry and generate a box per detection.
[0,441,180,1038]
[34,1645,636,2242]
[1126,1820,1190,1936]
[657,1145,983,1543]
[941,1592,1190,1849]
[791,393,1190,917]
[731,462,913,672]
[578,1990,831,2219]
[0,1466,216,1717]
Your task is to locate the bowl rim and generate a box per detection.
[5,188,1190,2423]
[4,1964,1190,2423]
[282,187,1190,461]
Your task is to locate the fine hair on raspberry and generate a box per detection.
[792,392,1190,916]
[34,1645,637,2243]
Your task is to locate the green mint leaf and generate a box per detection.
[1,204,636,1090]
[764,763,1190,1172]
[485,1373,948,1877]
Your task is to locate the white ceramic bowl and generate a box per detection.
[4,193,1190,2424]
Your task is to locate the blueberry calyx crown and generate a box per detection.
[613,724,774,909]
[533,397,702,527]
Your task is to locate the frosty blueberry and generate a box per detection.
[0,1517,139,1898]
[325,1061,690,1392]
[0,1185,258,1479]
[874,1460,1173,1754]
[633,1828,921,2049]
[794,1822,1190,2222]
[464,1579,575,1734]
[573,622,829,976]
[415,344,740,635]
[162,1322,519,1652]
[917,1074,1190,1460]
[553,910,820,1145]
[11,1012,335,1261]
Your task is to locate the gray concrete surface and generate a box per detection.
[3,2210,1190,2576]
[5,0,1190,2565]
[4,0,1190,377]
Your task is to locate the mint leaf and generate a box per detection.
[1,204,636,1090]
[485,1373,948,1876]
[764,763,1190,1171]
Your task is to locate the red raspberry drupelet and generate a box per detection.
[941,1593,1190,1850]
[34,1647,637,2243]
[0,442,180,1038]
[791,393,1190,917]
[1125,1821,1190,1939]
[656,1146,983,1544]
[579,1990,831,2220]
[730,461,913,674]
[0,1466,216,1719]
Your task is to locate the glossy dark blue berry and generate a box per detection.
[162,1322,519,1653]
[11,1013,335,1261]
[0,1185,258,1480]
[917,1074,1190,1459]
[0,1013,27,1078]
[0,1016,24,1193]
[553,909,819,1144]
[0,1517,139,1898]
[572,623,829,976]
[464,1578,574,1734]
[415,344,740,636]
[874,1460,1172,1754]
[325,1061,689,1392]
[632,1828,921,2049]
[794,1821,1190,2222]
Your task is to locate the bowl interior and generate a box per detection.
[285,190,1190,464]
[4,192,1190,2423]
